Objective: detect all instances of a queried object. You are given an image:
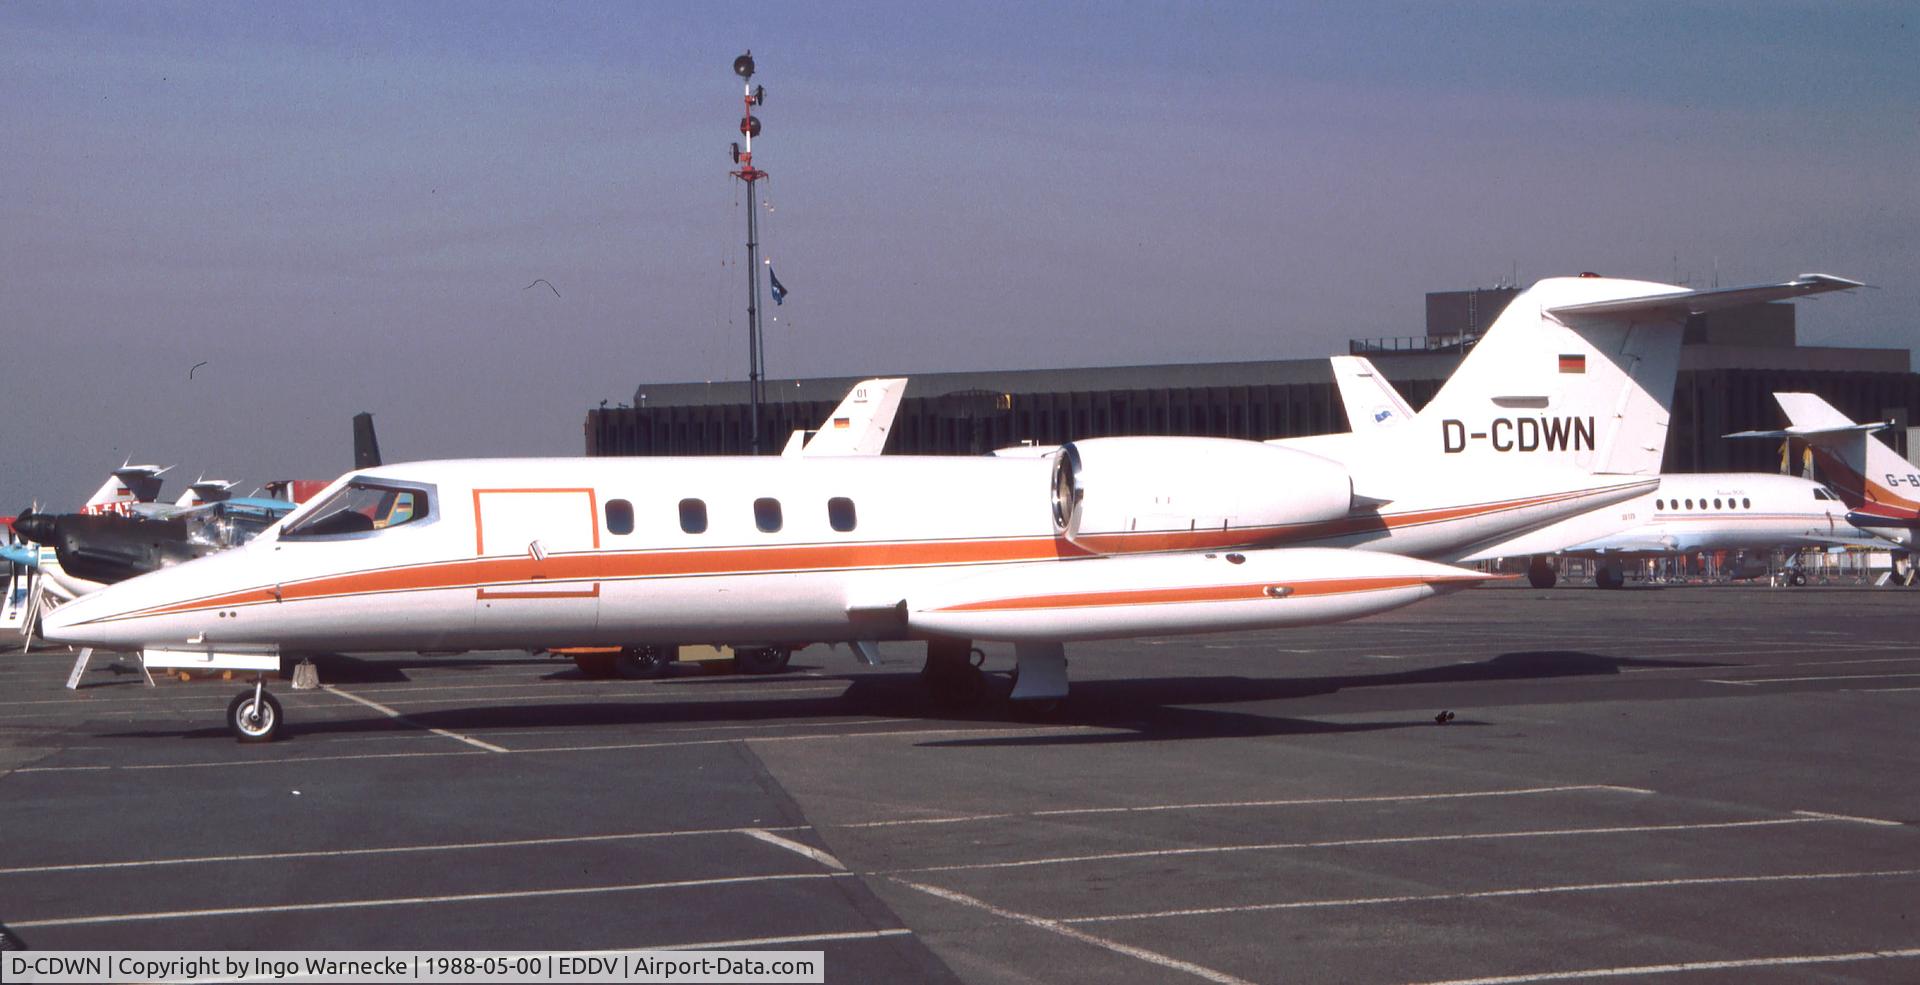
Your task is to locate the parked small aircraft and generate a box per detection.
[1730,391,1919,583]
[43,273,1862,741]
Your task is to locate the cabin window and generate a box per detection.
[605,499,634,535]
[1742,498,1751,508]
[1684,499,1693,510]
[828,497,857,532]
[281,481,430,538]
[1713,498,1722,509]
[755,497,783,533]
[1655,499,1665,510]
[678,498,708,534]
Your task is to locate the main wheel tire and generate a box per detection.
[615,646,674,679]
[733,646,792,675]
[1527,558,1558,589]
[1595,564,1625,590]
[1788,570,1807,587]
[227,690,283,743]
[572,653,618,679]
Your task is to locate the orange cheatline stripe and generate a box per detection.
[476,584,601,600]
[933,574,1478,613]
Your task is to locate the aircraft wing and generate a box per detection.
[1547,274,1864,320]
[1559,537,1678,556]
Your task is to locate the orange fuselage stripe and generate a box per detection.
[932,574,1476,612]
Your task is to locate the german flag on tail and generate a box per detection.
[1559,354,1585,374]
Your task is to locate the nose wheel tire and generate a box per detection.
[227,689,283,743]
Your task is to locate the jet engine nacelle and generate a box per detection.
[1051,437,1353,554]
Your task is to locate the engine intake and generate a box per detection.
[1052,437,1353,554]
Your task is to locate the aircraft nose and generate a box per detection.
[13,512,57,545]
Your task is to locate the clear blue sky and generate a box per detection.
[3,1,1914,508]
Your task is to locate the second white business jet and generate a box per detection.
[43,272,1860,740]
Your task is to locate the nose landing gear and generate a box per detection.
[227,679,283,743]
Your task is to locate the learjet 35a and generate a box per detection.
[43,273,1860,740]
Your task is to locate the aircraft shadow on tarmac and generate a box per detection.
[100,649,1734,746]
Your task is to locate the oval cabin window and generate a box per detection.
[605,499,634,535]
[679,498,708,534]
[755,497,783,533]
[828,497,857,532]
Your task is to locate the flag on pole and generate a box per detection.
[768,266,788,305]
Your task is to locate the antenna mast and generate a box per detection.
[729,51,769,453]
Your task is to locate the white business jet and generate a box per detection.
[42,273,1860,740]
[1730,391,1920,582]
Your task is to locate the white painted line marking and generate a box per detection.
[1403,947,1920,985]
[15,748,492,773]
[895,879,1254,985]
[1857,686,1920,693]
[839,785,1650,829]
[1792,809,1905,828]
[1065,867,1920,923]
[0,824,809,875]
[892,817,1830,874]
[323,685,507,753]
[840,813,1018,829]
[14,723,1097,773]
[521,724,1102,756]
[10,872,851,928]
[1625,654,1920,674]
[1031,784,1651,819]
[744,829,846,871]
[651,929,913,951]
[1708,672,1920,685]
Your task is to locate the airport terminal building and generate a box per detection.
[586,288,1919,473]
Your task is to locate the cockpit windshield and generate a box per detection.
[1813,487,1836,501]
[280,481,431,539]
[186,501,293,550]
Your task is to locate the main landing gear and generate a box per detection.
[921,638,1071,714]
[1594,561,1627,590]
[922,638,988,706]
[1526,557,1558,589]
[227,679,283,743]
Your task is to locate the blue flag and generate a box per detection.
[768,266,788,305]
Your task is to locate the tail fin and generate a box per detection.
[174,479,238,509]
[81,465,169,514]
[1410,273,1861,476]
[1731,392,1918,519]
[353,412,382,469]
[796,378,907,457]
[1330,356,1415,434]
